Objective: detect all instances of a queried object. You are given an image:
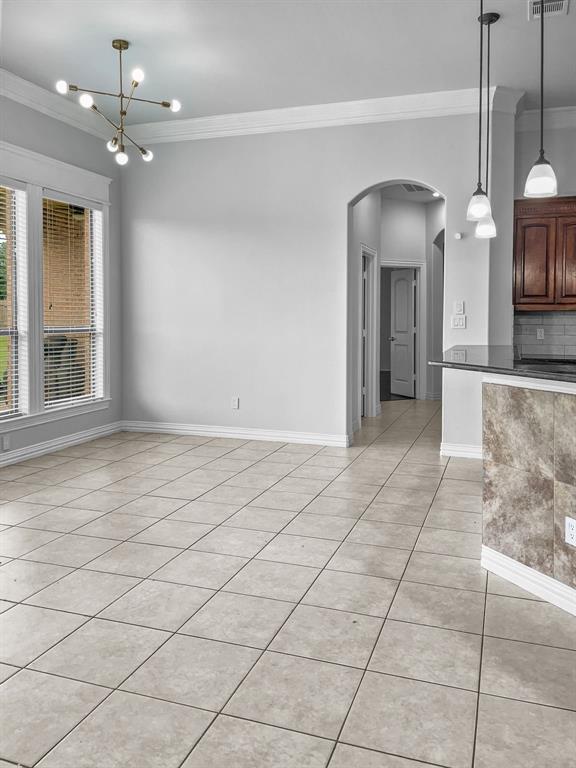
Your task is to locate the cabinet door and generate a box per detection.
[514,217,556,305]
[556,216,576,303]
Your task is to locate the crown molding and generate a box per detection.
[516,106,576,132]
[130,86,524,145]
[1,68,525,146]
[0,68,109,139]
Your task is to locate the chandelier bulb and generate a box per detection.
[79,93,94,109]
[115,151,129,166]
[141,149,154,162]
[131,68,145,84]
[169,99,181,113]
[106,138,118,153]
[55,80,68,94]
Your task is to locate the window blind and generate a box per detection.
[0,184,27,419]
[42,197,104,408]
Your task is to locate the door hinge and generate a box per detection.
[362,329,367,338]
[362,386,366,395]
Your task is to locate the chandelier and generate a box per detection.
[55,39,181,166]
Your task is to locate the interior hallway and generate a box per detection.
[0,401,574,767]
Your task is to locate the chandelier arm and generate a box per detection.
[129,95,171,108]
[90,105,122,133]
[70,86,122,99]
[123,82,138,116]
[121,129,146,153]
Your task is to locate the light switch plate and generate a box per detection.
[451,315,467,329]
[536,328,545,340]
[453,300,465,315]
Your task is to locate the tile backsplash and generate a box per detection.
[514,311,576,358]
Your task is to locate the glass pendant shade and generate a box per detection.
[466,187,492,221]
[475,213,497,239]
[524,156,558,198]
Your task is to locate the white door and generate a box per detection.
[390,269,415,397]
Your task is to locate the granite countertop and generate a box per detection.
[429,345,576,383]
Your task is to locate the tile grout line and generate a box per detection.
[323,407,450,766]
[175,403,443,767]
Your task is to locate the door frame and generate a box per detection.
[379,261,428,405]
[358,244,380,421]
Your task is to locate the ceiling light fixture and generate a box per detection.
[475,9,499,239]
[55,39,182,166]
[524,1,558,196]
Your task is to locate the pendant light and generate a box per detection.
[466,0,492,222]
[475,10,499,239]
[524,1,558,197]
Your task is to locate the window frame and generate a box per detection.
[0,180,28,420]
[0,144,111,432]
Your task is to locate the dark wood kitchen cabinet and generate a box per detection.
[514,197,576,311]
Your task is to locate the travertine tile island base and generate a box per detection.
[432,346,576,615]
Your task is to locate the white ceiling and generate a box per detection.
[1,0,575,125]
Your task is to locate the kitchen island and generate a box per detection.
[430,346,576,615]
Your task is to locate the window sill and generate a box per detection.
[0,398,111,433]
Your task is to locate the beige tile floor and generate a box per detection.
[0,399,575,767]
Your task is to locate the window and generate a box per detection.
[0,184,26,419]
[0,143,110,427]
[42,197,104,407]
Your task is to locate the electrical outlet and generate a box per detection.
[231,396,240,410]
[536,328,545,340]
[451,315,467,329]
[565,516,576,547]
[1,435,9,452]
[450,349,467,363]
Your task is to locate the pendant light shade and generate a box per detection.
[525,154,558,197]
[467,185,492,221]
[524,1,557,197]
[475,213,497,239]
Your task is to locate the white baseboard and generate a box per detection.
[122,420,350,448]
[423,392,442,401]
[0,421,123,467]
[482,546,576,617]
[440,442,482,459]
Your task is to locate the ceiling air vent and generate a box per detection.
[401,183,428,193]
[528,0,570,20]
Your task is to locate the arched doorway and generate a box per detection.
[347,180,446,439]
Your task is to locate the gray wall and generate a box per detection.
[121,113,496,444]
[0,97,122,451]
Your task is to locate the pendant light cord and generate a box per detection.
[540,0,545,157]
[485,19,491,194]
[477,0,484,189]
